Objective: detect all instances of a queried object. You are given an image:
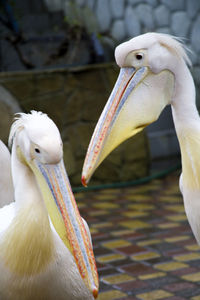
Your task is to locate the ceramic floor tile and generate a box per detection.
[93,202,119,209]
[117,245,147,255]
[157,222,180,229]
[131,251,160,261]
[165,205,185,212]
[125,195,150,201]
[89,210,110,216]
[92,222,113,228]
[116,279,148,292]
[164,281,196,292]
[119,220,152,229]
[102,274,135,284]
[102,239,132,249]
[95,194,118,200]
[174,253,200,262]
[120,263,156,276]
[165,215,187,222]
[127,204,155,210]
[185,244,200,251]
[181,272,200,282]
[137,289,173,299]
[139,272,166,280]
[97,290,127,300]
[137,239,162,246]
[155,261,188,271]
[164,236,189,243]
[110,229,135,237]
[159,196,181,203]
[122,211,149,218]
[97,253,126,263]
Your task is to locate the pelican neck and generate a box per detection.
[171,62,198,131]
[11,140,45,211]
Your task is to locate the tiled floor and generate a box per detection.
[76,172,200,300]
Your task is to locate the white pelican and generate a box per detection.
[82,32,200,245]
[0,111,98,300]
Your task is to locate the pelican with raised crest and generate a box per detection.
[0,111,98,300]
[82,32,200,245]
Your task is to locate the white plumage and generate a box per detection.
[82,32,200,246]
[0,111,98,300]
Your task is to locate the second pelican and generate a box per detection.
[82,32,200,246]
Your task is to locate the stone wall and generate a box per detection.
[1,1,200,88]
[0,64,150,186]
[43,0,200,98]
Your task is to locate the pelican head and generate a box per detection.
[9,111,98,298]
[82,32,191,185]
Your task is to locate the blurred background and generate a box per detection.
[0,0,200,186]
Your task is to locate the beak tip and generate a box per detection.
[93,287,98,299]
[81,175,88,187]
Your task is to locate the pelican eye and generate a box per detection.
[35,148,40,154]
[135,53,143,60]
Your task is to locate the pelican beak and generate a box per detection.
[27,157,98,298]
[82,66,174,185]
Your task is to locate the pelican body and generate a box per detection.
[82,32,200,245]
[0,111,98,300]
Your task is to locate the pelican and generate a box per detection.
[82,32,200,245]
[0,111,98,300]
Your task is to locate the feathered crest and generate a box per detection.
[115,32,192,67]
[8,111,47,148]
[156,33,192,66]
